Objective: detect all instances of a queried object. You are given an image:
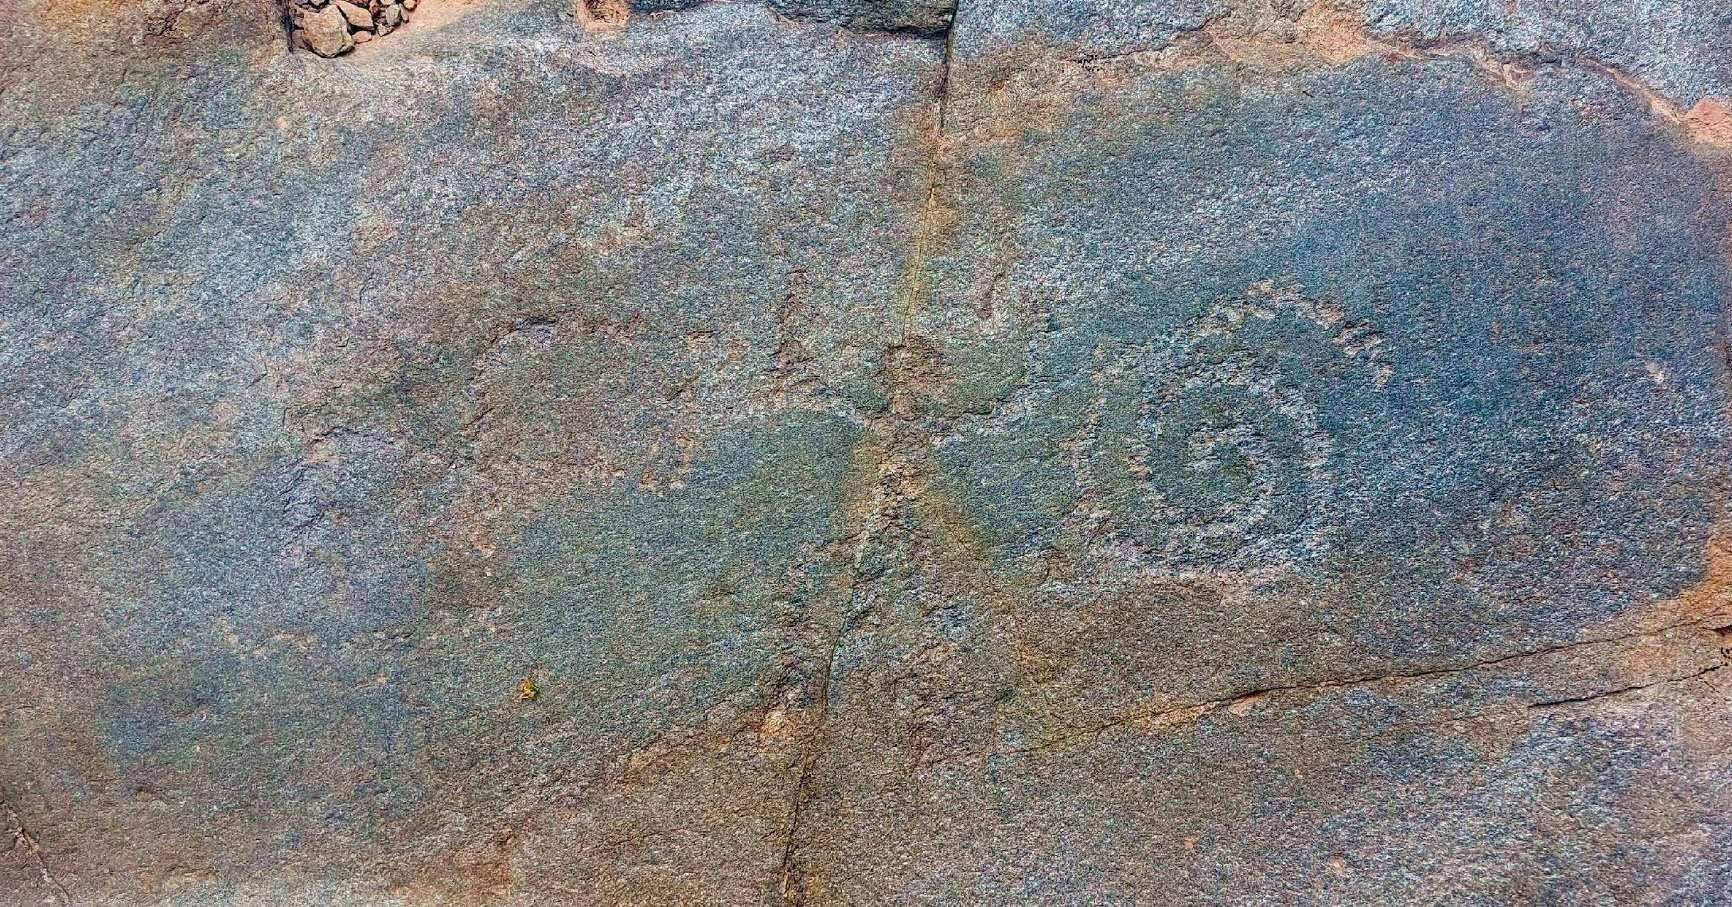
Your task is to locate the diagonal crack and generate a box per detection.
[1266,661,1731,747]
[922,615,1732,767]
[776,614,845,906]
[1527,663,1727,710]
[4,795,72,905]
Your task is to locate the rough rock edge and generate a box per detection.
[949,1,1732,152]
[577,0,958,38]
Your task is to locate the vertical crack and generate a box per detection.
[778,6,963,900]
[776,619,845,905]
[935,1,959,133]
[1718,295,1732,417]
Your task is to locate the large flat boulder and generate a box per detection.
[2,0,1730,902]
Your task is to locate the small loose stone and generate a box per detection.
[296,4,352,56]
[333,0,373,29]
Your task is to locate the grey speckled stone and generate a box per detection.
[3,0,1732,904]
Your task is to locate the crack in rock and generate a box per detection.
[4,798,72,906]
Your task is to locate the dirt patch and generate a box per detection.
[575,0,629,32]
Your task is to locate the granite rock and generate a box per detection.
[2,0,1731,903]
[298,3,355,56]
[334,0,373,29]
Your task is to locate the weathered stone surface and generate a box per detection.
[298,3,355,55]
[334,0,373,29]
[2,0,1731,904]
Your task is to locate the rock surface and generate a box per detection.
[290,0,413,57]
[2,0,1731,904]
[296,3,354,56]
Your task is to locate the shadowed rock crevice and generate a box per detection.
[603,0,957,37]
[1524,663,1726,710]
